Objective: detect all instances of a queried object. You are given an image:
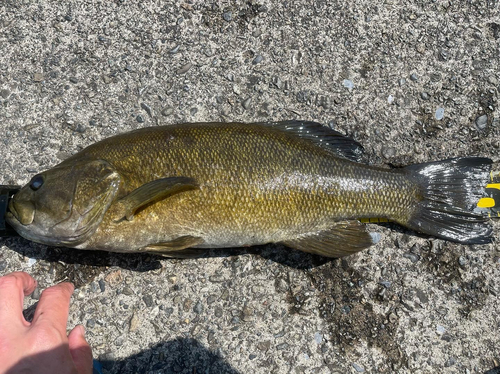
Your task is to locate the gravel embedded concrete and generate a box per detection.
[1,1,499,373]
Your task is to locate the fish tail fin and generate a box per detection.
[402,157,493,244]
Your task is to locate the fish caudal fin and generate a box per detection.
[404,157,493,244]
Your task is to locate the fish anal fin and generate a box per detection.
[282,220,373,258]
[140,235,205,257]
[113,176,198,222]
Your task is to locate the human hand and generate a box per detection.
[0,272,93,374]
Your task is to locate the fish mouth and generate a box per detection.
[8,199,35,225]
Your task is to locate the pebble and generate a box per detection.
[104,270,123,287]
[136,115,145,123]
[177,63,192,75]
[129,312,140,332]
[214,307,223,318]
[122,287,133,296]
[33,73,44,82]
[387,95,394,104]
[142,295,153,308]
[352,363,365,372]
[436,325,446,334]
[163,307,174,317]
[193,301,203,314]
[98,279,105,292]
[272,76,283,89]
[69,77,78,84]
[314,332,323,344]
[31,287,41,300]
[75,124,86,133]
[0,89,10,99]
[382,146,395,159]
[420,92,430,100]
[169,45,180,54]
[410,73,418,81]
[342,79,354,91]
[403,252,420,263]
[242,306,254,321]
[87,319,96,328]
[370,232,381,244]
[27,258,37,266]
[458,256,467,267]
[141,103,152,117]
[252,55,263,64]
[274,330,285,338]
[379,280,391,288]
[161,107,174,116]
[223,11,232,22]
[435,107,445,120]
[445,357,457,367]
[257,341,271,352]
[242,97,252,110]
[399,78,406,86]
[296,90,309,103]
[488,75,498,85]
[389,312,397,323]
[183,298,193,312]
[276,343,289,350]
[190,107,198,116]
[476,114,488,130]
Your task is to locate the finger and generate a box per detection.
[31,282,74,334]
[0,272,37,325]
[68,325,93,374]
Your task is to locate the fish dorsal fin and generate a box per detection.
[282,220,374,258]
[113,176,198,222]
[140,235,205,257]
[265,120,364,162]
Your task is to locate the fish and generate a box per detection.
[6,121,493,258]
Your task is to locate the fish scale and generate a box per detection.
[68,123,417,250]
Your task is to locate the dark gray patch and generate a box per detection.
[420,242,492,316]
[302,259,408,371]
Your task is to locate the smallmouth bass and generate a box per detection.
[6,121,492,257]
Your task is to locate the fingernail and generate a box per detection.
[58,281,75,291]
[78,325,86,336]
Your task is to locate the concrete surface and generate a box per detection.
[1,1,499,373]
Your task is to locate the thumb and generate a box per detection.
[68,325,93,374]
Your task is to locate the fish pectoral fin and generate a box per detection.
[113,176,198,221]
[282,220,374,258]
[140,235,205,257]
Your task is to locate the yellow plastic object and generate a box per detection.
[477,197,496,209]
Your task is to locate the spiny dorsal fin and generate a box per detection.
[282,220,374,258]
[264,120,364,162]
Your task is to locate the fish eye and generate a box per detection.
[29,175,44,191]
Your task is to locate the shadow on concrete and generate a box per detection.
[2,236,335,273]
[99,337,240,374]
[4,338,240,374]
